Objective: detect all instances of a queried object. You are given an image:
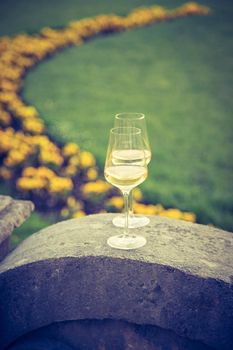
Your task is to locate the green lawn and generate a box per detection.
[10,212,54,248]
[0,0,233,232]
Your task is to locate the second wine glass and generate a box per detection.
[113,112,151,228]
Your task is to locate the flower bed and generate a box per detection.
[0,3,210,222]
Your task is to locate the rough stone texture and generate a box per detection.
[0,195,34,261]
[8,319,214,350]
[0,214,233,349]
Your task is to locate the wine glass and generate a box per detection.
[113,113,151,228]
[104,127,148,250]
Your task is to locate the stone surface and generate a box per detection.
[0,214,233,349]
[0,195,34,261]
[8,319,214,350]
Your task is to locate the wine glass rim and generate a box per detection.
[110,127,141,135]
[115,112,145,120]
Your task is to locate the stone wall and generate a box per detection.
[0,211,233,349]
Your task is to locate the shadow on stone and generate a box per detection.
[7,319,215,350]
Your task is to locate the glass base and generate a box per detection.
[112,215,150,228]
[107,234,146,250]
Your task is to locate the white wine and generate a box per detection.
[112,149,151,165]
[105,165,147,191]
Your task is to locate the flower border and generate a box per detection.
[0,2,210,222]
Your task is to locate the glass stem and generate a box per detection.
[123,191,130,235]
[129,190,133,216]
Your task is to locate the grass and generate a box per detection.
[10,212,54,248]
[0,0,233,232]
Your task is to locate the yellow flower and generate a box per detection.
[21,167,37,177]
[48,177,73,193]
[60,207,70,218]
[23,118,44,134]
[69,155,80,166]
[62,28,83,45]
[86,167,98,180]
[63,142,79,157]
[0,110,11,125]
[15,56,35,68]
[17,177,47,190]
[160,209,183,220]
[39,150,63,166]
[79,151,95,168]
[133,203,153,215]
[107,196,124,210]
[175,2,210,17]
[73,200,83,211]
[32,136,64,166]
[16,105,38,119]
[67,196,76,208]
[132,188,143,201]
[82,180,111,196]
[153,204,164,214]
[0,79,19,92]
[4,149,27,166]
[72,210,86,218]
[182,212,196,223]
[151,6,167,19]
[63,165,77,177]
[32,135,50,147]
[0,92,17,104]
[0,166,12,180]
[38,167,55,178]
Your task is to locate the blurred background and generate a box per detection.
[0,0,232,245]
